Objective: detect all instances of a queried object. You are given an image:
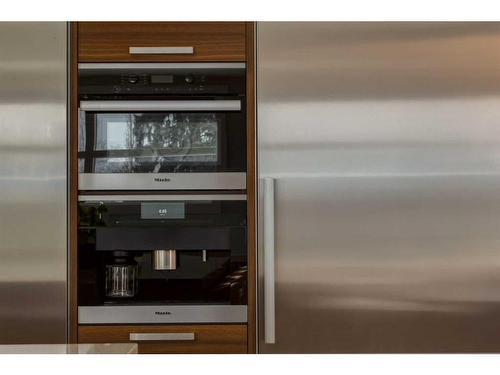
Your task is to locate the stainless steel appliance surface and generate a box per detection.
[0,23,68,344]
[78,305,247,325]
[78,63,247,191]
[257,22,500,353]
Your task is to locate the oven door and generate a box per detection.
[78,100,246,190]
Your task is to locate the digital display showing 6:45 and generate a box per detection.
[141,202,185,219]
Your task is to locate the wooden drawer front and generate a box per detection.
[78,22,247,62]
[78,325,247,354]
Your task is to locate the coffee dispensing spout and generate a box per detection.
[152,249,176,271]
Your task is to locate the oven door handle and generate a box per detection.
[79,100,241,112]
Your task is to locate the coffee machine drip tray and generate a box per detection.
[78,304,247,324]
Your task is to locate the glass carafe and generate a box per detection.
[105,252,138,298]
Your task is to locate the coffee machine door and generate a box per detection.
[77,194,248,324]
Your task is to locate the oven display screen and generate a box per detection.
[151,75,174,84]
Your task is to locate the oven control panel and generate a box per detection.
[80,71,243,97]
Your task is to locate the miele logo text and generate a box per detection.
[155,311,172,315]
[154,177,171,182]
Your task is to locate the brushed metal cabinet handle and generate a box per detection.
[263,177,276,344]
[129,333,195,341]
[129,46,195,55]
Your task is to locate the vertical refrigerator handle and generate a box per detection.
[263,177,276,344]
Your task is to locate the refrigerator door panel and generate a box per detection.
[0,23,68,344]
[257,22,500,353]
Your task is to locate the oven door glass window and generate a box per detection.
[79,111,245,173]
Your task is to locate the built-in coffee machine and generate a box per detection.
[77,62,248,325]
[77,194,247,324]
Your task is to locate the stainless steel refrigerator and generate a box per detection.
[0,23,68,344]
[257,22,500,353]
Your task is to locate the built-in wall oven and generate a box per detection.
[78,63,246,191]
[77,194,247,324]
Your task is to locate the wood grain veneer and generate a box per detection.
[79,324,247,354]
[78,22,246,62]
[245,22,257,354]
[69,22,79,343]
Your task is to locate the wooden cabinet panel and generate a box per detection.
[78,324,247,354]
[78,22,247,62]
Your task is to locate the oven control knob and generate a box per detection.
[184,75,195,84]
[127,75,139,84]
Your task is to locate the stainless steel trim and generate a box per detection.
[129,46,194,55]
[78,62,246,70]
[79,172,247,191]
[78,305,247,324]
[79,100,241,112]
[129,333,195,342]
[66,22,72,343]
[263,177,276,344]
[78,194,247,202]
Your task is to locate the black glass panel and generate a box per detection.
[79,111,245,173]
[78,199,247,306]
